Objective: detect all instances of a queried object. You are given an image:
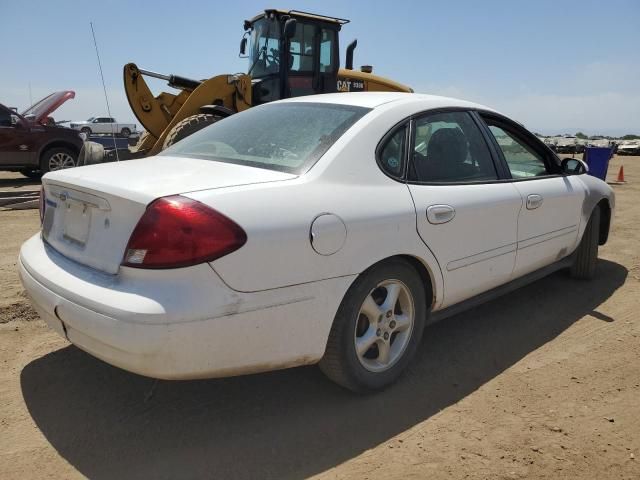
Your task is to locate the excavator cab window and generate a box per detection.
[249,14,340,104]
[249,18,281,78]
[249,17,283,104]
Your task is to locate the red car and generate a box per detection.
[0,91,83,178]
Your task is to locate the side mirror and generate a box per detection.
[284,18,297,39]
[10,115,21,127]
[239,37,247,56]
[561,157,588,175]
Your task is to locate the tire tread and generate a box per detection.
[162,114,220,150]
[571,206,600,280]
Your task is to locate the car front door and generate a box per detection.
[402,110,522,308]
[479,114,586,278]
[0,107,36,166]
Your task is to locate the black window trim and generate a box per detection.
[476,111,564,182]
[405,107,507,186]
[375,106,569,186]
[374,118,411,182]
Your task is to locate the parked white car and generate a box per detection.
[617,140,640,155]
[69,117,136,137]
[19,92,614,392]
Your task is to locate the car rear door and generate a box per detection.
[401,110,522,308]
[478,113,586,278]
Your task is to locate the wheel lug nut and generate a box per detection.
[376,328,382,337]
[386,310,392,318]
[383,332,389,340]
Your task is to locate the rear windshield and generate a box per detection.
[161,102,370,174]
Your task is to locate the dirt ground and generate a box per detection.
[1,157,638,480]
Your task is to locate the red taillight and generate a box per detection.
[39,187,45,224]
[123,195,247,269]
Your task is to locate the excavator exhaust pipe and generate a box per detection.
[345,39,357,70]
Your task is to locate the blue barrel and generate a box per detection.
[584,147,613,181]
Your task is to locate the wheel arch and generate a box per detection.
[355,254,437,311]
[38,140,81,161]
[596,198,611,245]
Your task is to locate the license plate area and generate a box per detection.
[62,200,92,247]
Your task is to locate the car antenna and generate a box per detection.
[90,21,119,161]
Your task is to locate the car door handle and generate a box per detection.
[526,194,543,210]
[426,204,456,224]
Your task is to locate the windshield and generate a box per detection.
[161,102,370,174]
[249,18,281,77]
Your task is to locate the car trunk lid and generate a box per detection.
[41,156,296,274]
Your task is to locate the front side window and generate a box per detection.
[249,18,281,77]
[409,111,498,183]
[487,124,549,178]
[162,103,370,174]
[0,108,12,127]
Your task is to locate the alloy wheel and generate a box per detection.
[354,279,415,373]
[48,152,76,170]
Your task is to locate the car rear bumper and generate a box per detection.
[19,234,353,380]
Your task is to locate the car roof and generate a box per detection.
[280,91,500,114]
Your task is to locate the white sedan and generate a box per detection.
[19,93,614,392]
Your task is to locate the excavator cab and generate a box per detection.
[80,8,412,164]
[243,10,347,104]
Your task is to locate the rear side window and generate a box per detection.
[378,125,407,178]
[162,103,370,174]
[409,111,498,183]
[486,124,549,178]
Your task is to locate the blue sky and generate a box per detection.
[2,0,638,135]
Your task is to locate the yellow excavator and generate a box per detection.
[81,9,412,164]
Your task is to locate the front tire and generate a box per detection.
[80,127,92,136]
[40,147,77,173]
[319,259,427,393]
[120,127,131,137]
[571,206,601,280]
[162,114,221,149]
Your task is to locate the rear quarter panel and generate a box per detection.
[186,101,447,308]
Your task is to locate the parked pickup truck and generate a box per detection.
[69,117,136,137]
[0,91,84,178]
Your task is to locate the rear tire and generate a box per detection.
[162,114,221,149]
[40,147,77,173]
[319,259,427,393]
[570,206,601,280]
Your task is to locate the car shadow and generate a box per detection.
[0,176,40,189]
[20,259,627,480]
